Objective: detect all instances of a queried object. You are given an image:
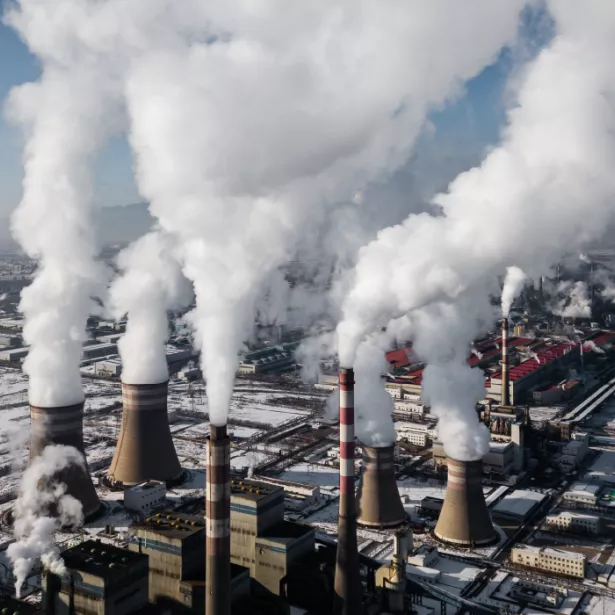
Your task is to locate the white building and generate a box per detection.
[511,545,585,579]
[94,358,122,377]
[563,482,601,506]
[252,475,321,507]
[124,481,166,513]
[546,511,602,535]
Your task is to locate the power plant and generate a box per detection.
[334,367,363,615]
[356,444,406,528]
[108,381,183,486]
[434,457,497,547]
[206,423,232,615]
[30,402,100,519]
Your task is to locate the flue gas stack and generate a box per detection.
[500,318,510,407]
[206,423,231,615]
[356,444,406,528]
[108,381,182,486]
[434,457,497,547]
[334,368,363,615]
[30,402,100,518]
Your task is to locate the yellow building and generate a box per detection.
[511,545,585,579]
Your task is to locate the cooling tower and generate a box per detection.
[334,368,363,615]
[206,423,231,615]
[108,381,182,486]
[500,317,510,406]
[356,444,406,528]
[434,458,497,547]
[30,402,100,519]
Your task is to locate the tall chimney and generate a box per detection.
[206,423,231,615]
[356,444,406,528]
[500,317,510,407]
[334,368,363,615]
[434,458,497,547]
[108,381,182,486]
[30,402,100,519]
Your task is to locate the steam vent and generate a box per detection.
[434,458,497,547]
[30,402,100,518]
[356,444,406,528]
[108,381,182,486]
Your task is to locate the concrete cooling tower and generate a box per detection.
[356,444,406,528]
[108,381,182,486]
[30,402,100,519]
[434,458,497,547]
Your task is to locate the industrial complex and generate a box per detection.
[1,257,615,614]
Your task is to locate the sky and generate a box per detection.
[0,2,550,219]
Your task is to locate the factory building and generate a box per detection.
[433,441,515,477]
[43,540,149,615]
[108,381,183,487]
[511,545,586,579]
[124,481,167,514]
[250,474,322,509]
[237,345,296,375]
[230,478,315,595]
[30,402,100,519]
[82,343,118,361]
[487,342,576,405]
[0,346,29,362]
[434,458,497,547]
[563,482,601,506]
[546,511,602,535]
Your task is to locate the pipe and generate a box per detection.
[334,368,363,615]
[206,423,231,615]
[500,317,510,406]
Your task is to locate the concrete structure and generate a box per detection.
[0,595,40,615]
[492,490,547,522]
[511,545,585,579]
[0,346,29,362]
[563,482,601,506]
[130,512,250,611]
[43,540,149,615]
[237,345,295,375]
[108,382,182,486]
[546,511,602,535]
[433,441,515,477]
[94,359,122,377]
[434,458,497,547]
[356,444,406,528]
[230,479,314,594]
[124,481,166,514]
[82,342,117,360]
[30,402,100,519]
[206,423,231,615]
[375,529,412,613]
[251,474,321,508]
[334,368,363,615]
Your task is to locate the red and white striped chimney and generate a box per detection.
[334,368,363,614]
[206,423,231,615]
[500,318,510,407]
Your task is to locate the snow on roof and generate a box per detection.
[569,481,601,495]
[492,489,546,518]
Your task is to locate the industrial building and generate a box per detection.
[546,511,602,535]
[124,481,167,514]
[433,441,516,478]
[511,545,586,579]
[237,344,296,375]
[229,478,315,594]
[563,482,601,506]
[43,540,149,615]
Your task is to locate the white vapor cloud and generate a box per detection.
[501,266,526,317]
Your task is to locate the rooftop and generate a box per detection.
[128,480,165,493]
[132,511,205,539]
[491,342,574,381]
[259,520,314,545]
[60,540,147,580]
[492,490,546,518]
[0,595,40,615]
[230,478,284,502]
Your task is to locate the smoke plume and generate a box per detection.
[501,266,526,317]
[583,340,605,354]
[5,1,121,407]
[337,2,615,459]
[8,445,85,597]
[109,230,193,384]
[552,281,592,319]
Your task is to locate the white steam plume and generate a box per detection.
[470,345,483,360]
[109,230,193,384]
[8,445,85,597]
[120,0,525,426]
[583,340,605,354]
[552,281,592,319]
[338,2,615,370]
[501,266,526,317]
[5,2,120,407]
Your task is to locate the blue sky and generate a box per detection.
[0,4,550,218]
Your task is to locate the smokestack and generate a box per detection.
[334,368,363,615]
[500,317,510,407]
[108,381,182,486]
[356,444,406,528]
[206,423,231,615]
[434,458,497,547]
[30,403,100,519]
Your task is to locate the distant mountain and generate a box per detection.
[0,202,155,251]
